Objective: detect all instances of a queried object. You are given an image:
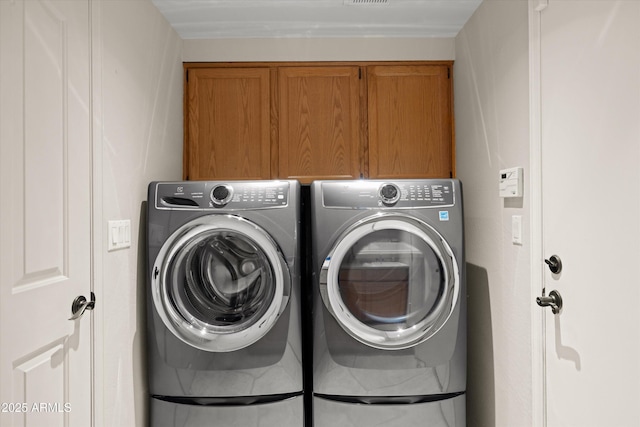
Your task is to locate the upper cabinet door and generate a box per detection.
[186,68,271,180]
[278,66,361,184]
[368,65,453,179]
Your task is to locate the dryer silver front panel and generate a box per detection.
[152,214,291,352]
[319,213,459,350]
[311,179,465,398]
[313,394,465,427]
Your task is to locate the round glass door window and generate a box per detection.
[320,214,459,350]
[152,215,290,352]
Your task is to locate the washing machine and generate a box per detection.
[310,179,466,427]
[146,180,303,427]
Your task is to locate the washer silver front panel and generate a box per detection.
[151,395,304,427]
[152,214,291,352]
[155,181,291,210]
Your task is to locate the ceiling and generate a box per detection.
[151,0,483,39]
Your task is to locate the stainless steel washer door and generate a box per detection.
[320,213,459,350]
[152,215,291,352]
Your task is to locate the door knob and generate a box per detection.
[536,289,563,314]
[69,292,96,320]
[544,255,562,274]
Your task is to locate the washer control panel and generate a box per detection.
[155,181,289,210]
[322,180,455,208]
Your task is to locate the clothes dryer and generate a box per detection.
[147,180,303,427]
[310,179,466,427]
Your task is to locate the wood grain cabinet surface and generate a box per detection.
[278,66,362,182]
[184,62,454,183]
[185,67,271,180]
[368,64,453,179]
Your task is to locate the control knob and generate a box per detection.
[379,183,401,205]
[210,184,233,206]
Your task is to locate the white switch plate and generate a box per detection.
[512,215,523,245]
[108,220,131,251]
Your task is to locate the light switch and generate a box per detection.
[108,220,131,251]
[512,215,523,245]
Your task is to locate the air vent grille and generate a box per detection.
[344,0,389,5]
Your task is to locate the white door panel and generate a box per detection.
[0,1,92,426]
[539,1,640,425]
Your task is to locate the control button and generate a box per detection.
[210,184,233,206]
[379,183,401,205]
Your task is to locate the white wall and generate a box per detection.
[183,37,455,62]
[94,1,183,426]
[454,1,532,426]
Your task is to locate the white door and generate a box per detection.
[0,1,93,426]
[538,1,640,426]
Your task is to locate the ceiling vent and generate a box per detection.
[344,0,389,5]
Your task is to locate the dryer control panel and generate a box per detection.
[322,180,455,209]
[155,181,290,210]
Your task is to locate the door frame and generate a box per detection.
[90,0,104,426]
[528,1,547,426]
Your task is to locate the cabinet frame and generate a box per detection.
[184,61,455,183]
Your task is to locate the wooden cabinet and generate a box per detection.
[184,62,454,183]
[368,65,453,179]
[185,67,271,180]
[278,66,362,182]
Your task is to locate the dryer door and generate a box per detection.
[152,215,291,352]
[320,213,459,350]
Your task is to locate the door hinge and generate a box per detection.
[535,0,548,12]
